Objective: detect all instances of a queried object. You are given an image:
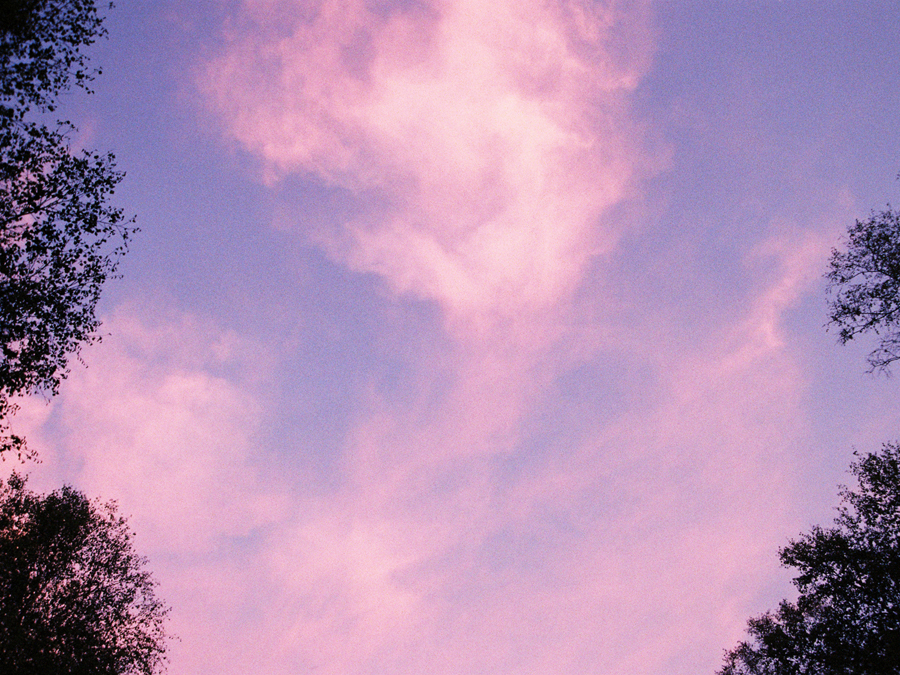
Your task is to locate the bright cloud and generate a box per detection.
[203,0,655,319]
[6,3,900,675]
[192,5,841,673]
[15,305,284,553]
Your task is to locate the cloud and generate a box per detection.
[0,230,841,675]
[203,0,656,320]
[186,5,858,675]
[210,227,826,675]
[1,304,326,675]
[12,304,285,554]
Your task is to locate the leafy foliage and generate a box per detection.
[0,0,108,114]
[0,0,134,457]
[827,207,900,371]
[0,473,169,674]
[719,442,900,675]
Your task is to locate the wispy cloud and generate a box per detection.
[190,4,842,674]
[7,3,900,675]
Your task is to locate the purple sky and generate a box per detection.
[7,2,900,674]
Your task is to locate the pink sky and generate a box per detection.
[6,1,900,674]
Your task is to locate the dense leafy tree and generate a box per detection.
[0,472,169,674]
[0,0,134,456]
[827,206,900,371]
[719,442,900,675]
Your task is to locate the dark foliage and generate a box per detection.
[0,0,107,113]
[0,473,169,674]
[719,442,900,675]
[827,207,900,372]
[0,0,134,457]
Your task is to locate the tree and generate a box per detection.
[0,472,169,674]
[827,206,900,372]
[0,0,134,457]
[718,442,900,675]
[0,0,108,114]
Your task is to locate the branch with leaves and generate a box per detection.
[0,1,134,457]
[827,207,900,371]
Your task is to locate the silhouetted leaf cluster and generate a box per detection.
[0,473,169,674]
[827,207,900,372]
[0,0,134,457]
[719,442,900,675]
[0,0,108,113]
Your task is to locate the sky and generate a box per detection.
[6,1,900,674]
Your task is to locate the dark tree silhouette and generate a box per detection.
[0,0,134,457]
[0,473,169,674]
[827,206,900,372]
[0,0,108,112]
[719,442,900,675]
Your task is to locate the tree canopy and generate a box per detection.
[827,206,900,372]
[718,442,900,675]
[0,473,169,674]
[0,0,133,457]
[0,0,108,114]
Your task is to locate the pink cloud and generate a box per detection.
[0,228,865,675]
[203,0,656,320]
[195,7,836,667]
[8,5,868,675]
[12,304,286,553]
[309,230,829,674]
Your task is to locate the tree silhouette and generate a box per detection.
[0,473,169,674]
[827,206,900,371]
[719,442,900,674]
[0,0,135,457]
